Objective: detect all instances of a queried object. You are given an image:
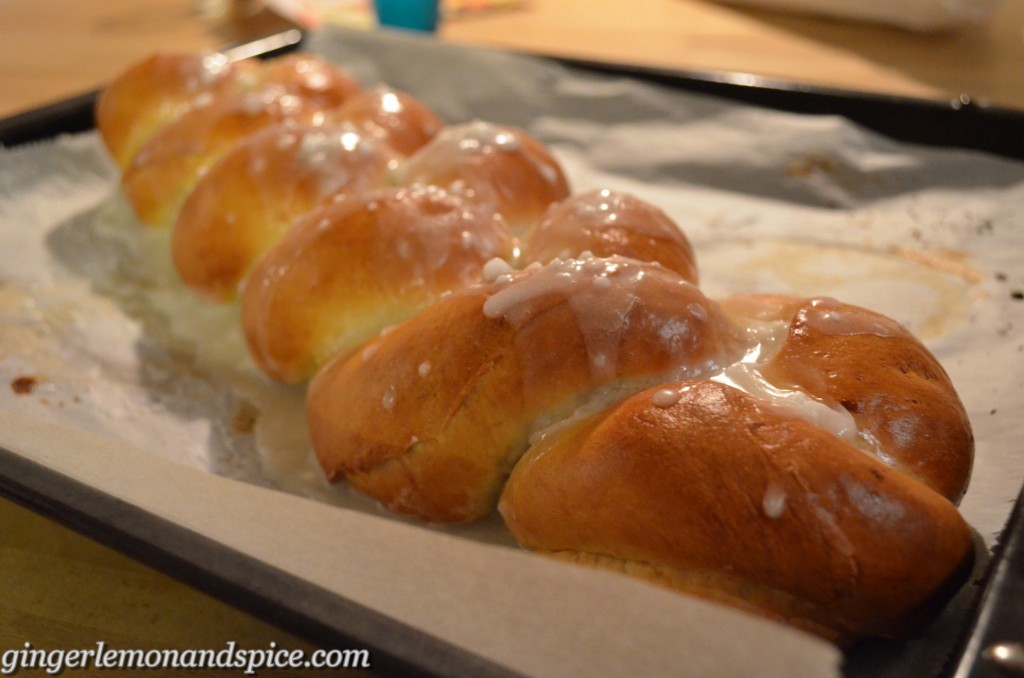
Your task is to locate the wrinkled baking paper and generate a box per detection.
[1,26,1021,678]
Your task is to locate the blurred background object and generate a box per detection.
[372,0,441,32]
[709,0,1006,32]
[193,0,266,20]
[4,0,1024,118]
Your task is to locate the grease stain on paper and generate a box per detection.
[698,238,976,343]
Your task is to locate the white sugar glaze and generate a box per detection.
[480,256,887,459]
[444,119,522,153]
[710,315,894,459]
[198,53,230,86]
[383,186,511,286]
[477,254,738,446]
[482,253,717,382]
[401,121,524,188]
[802,297,909,339]
[538,188,680,241]
[762,482,787,519]
[398,120,563,213]
[296,127,367,167]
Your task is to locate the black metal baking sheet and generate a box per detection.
[1,28,1022,678]
[952,483,1024,678]
[553,57,1024,162]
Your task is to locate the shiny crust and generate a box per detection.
[98,53,360,171]
[255,54,361,110]
[120,54,361,228]
[171,87,444,301]
[720,294,974,503]
[241,186,517,383]
[307,258,746,522]
[334,87,445,156]
[122,90,319,227]
[525,188,700,283]
[399,121,571,236]
[95,52,259,168]
[172,124,399,301]
[498,379,974,641]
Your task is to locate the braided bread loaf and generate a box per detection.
[96,52,259,168]
[101,52,362,227]
[498,293,973,642]
[242,185,519,383]
[97,50,975,644]
[308,254,742,522]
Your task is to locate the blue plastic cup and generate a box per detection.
[373,0,441,32]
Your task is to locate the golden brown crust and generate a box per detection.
[119,54,361,228]
[309,291,525,521]
[307,257,746,522]
[256,54,361,110]
[241,186,517,383]
[721,294,974,503]
[122,91,313,227]
[171,124,399,301]
[498,380,974,640]
[524,189,699,283]
[399,121,571,236]
[95,52,259,168]
[334,87,445,157]
[98,52,360,173]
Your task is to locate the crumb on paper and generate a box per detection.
[785,153,837,179]
[232,401,259,434]
[10,376,39,395]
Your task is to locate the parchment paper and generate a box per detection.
[1,25,1021,677]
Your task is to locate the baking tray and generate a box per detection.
[1,28,1022,678]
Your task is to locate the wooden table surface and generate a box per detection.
[1,0,1021,671]
[3,0,1024,118]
